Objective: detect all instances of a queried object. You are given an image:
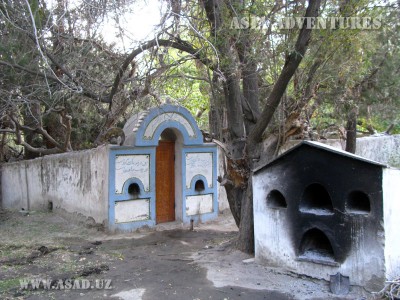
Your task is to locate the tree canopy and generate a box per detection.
[1,0,399,251]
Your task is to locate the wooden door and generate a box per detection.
[156,141,175,223]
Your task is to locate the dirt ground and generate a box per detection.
[0,209,373,300]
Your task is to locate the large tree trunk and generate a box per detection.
[237,176,254,253]
[345,107,358,154]
[248,0,322,146]
[237,32,261,133]
[220,178,254,253]
[203,0,322,254]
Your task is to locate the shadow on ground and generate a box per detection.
[0,209,369,300]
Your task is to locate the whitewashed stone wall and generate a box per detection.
[1,145,109,224]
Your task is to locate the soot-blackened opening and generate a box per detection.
[300,183,334,214]
[299,228,335,263]
[48,201,53,212]
[266,190,287,208]
[128,183,140,198]
[346,190,370,214]
[195,180,205,192]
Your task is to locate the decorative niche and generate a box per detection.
[266,189,287,209]
[298,228,337,265]
[128,183,140,199]
[346,190,371,214]
[300,183,334,215]
[194,179,205,192]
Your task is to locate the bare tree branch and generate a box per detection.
[8,108,72,154]
[248,0,322,144]
[0,60,60,82]
[109,38,214,104]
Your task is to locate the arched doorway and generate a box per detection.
[110,104,218,231]
[155,129,179,223]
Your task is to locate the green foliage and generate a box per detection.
[28,0,47,29]
[1,0,399,161]
[143,48,211,130]
[282,1,400,136]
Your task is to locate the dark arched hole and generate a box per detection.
[48,201,53,212]
[195,180,205,192]
[299,228,335,262]
[347,191,370,214]
[266,190,287,208]
[128,183,140,198]
[300,183,334,214]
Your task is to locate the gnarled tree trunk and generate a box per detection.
[204,0,322,253]
[345,107,358,154]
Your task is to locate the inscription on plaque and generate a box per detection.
[115,155,150,193]
[185,153,213,188]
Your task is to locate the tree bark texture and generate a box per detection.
[345,107,358,154]
[203,0,322,254]
[248,0,322,146]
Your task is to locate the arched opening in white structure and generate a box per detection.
[266,189,287,209]
[155,128,184,223]
[300,183,334,215]
[128,182,140,199]
[299,228,336,264]
[195,179,205,192]
[346,190,371,214]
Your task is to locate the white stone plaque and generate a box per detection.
[115,155,149,193]
[186,194,214,216]
[115,199,150,223]
[144,113,195,139]
[185,152,213,188]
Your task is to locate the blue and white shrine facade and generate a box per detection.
[108,104,218,231]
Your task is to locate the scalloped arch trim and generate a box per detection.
[132,104,203,146]
[144,112,195,139]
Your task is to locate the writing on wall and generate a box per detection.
[185,152,213,188]
[115,155,150,193]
